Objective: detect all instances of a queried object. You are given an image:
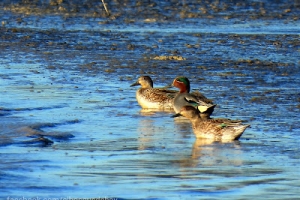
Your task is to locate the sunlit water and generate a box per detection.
[0,1,300,199]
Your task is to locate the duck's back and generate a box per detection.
[191,91,214,104]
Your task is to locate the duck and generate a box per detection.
[172,106,250,141]
[130,76,177,109]
[172,76,216,119]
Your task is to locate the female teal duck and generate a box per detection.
[172,106,250,140]
[172,76,216,119]
[130,76,177,109]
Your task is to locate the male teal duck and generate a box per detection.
[130,76,177,109]
[172,106,250,140]
[172,76,216,119]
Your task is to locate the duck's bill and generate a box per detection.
[171,113,182,118]
[130,82,139,87]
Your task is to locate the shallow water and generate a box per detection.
[0,1,300,199]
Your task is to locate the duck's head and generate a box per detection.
[171,106,199,119]
[130,76,153,88]
[172,76,190,93]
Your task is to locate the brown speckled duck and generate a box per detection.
[130,76,177,110]
[172,106,250,141]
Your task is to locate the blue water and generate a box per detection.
[0,1,300,199]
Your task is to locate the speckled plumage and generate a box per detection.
[131,76,176,109]
[173,106,249,141]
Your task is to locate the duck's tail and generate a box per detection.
[233,124,250,140]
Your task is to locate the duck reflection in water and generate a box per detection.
[174,139,243,168]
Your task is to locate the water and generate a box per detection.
[0,1,300,199]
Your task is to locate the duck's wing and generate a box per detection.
[183,93,201,107]
[183,93,200,103]
[154,88,178,98]
[141,88,175,102]
[209,118,243,124]
[197,120,226,133]
[156,88,178,98]
[180,93,215,113]
[191,91,214,104]
[201,119,243,130]
[190,91,216,112]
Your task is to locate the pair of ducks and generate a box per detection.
[131,76,250,141]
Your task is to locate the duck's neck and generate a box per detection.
[189,116,201,128]
[178,83,190,93]
[187,113,202,124]
[141,82,153,89]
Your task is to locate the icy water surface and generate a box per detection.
[0,0,300,199]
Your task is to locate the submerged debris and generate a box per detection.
[152,55,186,61]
